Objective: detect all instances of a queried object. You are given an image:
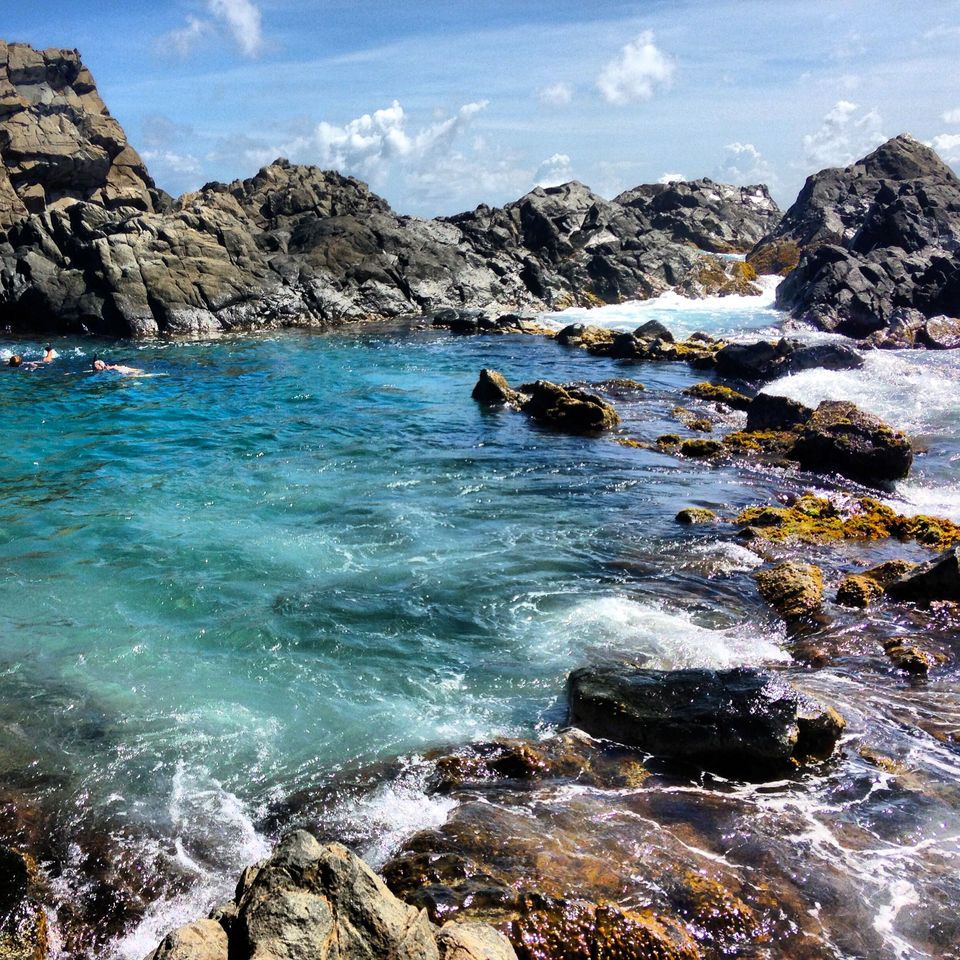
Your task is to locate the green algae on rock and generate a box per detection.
[675,508,718,525]
[733,494,960,550]
[754,561,824,621]
[682,382,752,411]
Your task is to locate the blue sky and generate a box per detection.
[7,0,960,215]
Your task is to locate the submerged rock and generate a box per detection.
[682,381,752,410]
[790,400,913,484]
[148,831,516,960]
[567,665,844,776]
[675,507,718,524]
[754,561,824,620]
[886,546,960,603]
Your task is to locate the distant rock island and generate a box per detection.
[0,41,957,343]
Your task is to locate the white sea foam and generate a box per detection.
[107,764,270,960]
[689,540,765,575]
[540,275,782,339]
[550,595,786,669]
[331,760,458,869]
[887,480,960,523]
[763,348,960,437]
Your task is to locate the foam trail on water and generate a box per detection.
[540,275,781,339]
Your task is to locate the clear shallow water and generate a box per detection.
[2,297,959,959]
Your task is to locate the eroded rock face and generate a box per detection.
[713,337,864,383]
[566,665,844,776]
[0,41,156,230]
[0,42,783,338]
[753,135,960,342]
[886,546,960,603]
[148,831,516,960]
[754,561,824,621]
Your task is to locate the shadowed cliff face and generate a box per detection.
[0,42,782,339]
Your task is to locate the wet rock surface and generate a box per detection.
[886,546,960,603]
[472,370,619,433]
[754,561,824,621]
[148,830,516,960]
[567,665,843,776]
[0,846,47,960]
[754,135,960,342]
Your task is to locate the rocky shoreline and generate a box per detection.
[2,37,960,960]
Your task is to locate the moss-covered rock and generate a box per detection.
[732,494,960,550]
[675,508,718,525]
[0,847,47,960]
[746,239,801,277]
[683,382,752,410]
[679,438,723,458]
[754,561,824,620]
[836,560,918,608]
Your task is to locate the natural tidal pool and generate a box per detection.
[2,290,960,959]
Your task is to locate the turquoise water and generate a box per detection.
[2,295,960,959]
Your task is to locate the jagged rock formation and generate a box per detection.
[0,42,781,339]
[149,831,517,960]
[750,135,960,342]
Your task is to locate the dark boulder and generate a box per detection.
[714,337,863,383]
[746,393,813,431]
[471,369,519,405]
[567,665,845,776]
[886,546,960,603]
[519,380,620,432]
[0,846,48,960]
[790,400,913,484]
[633,318,674,342]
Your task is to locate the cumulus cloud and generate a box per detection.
[597,32,675,105]
[943,108,960,124]
[930,133,960,163]
[534,153,574,187]
[274,100,490,185]
[658,172,685,184]
[715,142,777,187]
[160,0,263,58]
[538,82,573,107]
[802,100,885,169]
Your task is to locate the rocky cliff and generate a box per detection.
[750,134,960,345]
[0,42,782,339]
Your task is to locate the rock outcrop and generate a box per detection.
[754,561,824,621]
[0,43,783,339]
[148,830,517,960]
[0,845,48,960]
[471,370,620,433]
[886,546,960,603]
[566,665,844,776]
[750,135,960,343]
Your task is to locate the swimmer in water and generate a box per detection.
[92,358,144,375]
[41,345,58,363]
[8,355,23,367]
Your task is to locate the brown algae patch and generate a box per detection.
[735,494,960,550]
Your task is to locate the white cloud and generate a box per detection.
[160,0,263,58]
[160,16,210,57]
[802,100,885,169]
[141,149,203,177]
[534,153,574,187]
[208,0,263,57]
[597,31,675,105]
[658,172,685,184]
[943,108,960,124]
[538,82,573,107]
[272,99,490,188]
[715,142,777,187]
[930,133,960,163]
